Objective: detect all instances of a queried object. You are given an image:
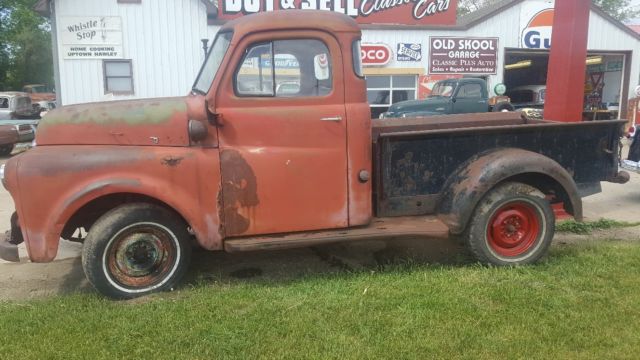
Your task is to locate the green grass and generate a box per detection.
[2,243,640,359]
[557,218,640,234]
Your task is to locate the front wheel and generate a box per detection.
[0,144,14,156]
[492,102,515,112]
[464,182,555,266]
[82,203,191,299]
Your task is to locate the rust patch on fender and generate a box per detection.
[161,156,183,167]
[220,149,259,235]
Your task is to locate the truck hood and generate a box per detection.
[36,97,190,146]
[30,93,56,102]
[385,98,449,118]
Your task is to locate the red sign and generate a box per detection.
[217,0,457,25]
[361,44,391,66]
[417,74,462,99]
[429,36,499,75]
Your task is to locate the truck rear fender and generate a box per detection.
[39,176,222,262]
[437,148,582,234]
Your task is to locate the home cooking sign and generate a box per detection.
[218,0,456,25]
[429,37,498,74]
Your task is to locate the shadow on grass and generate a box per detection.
[49,236,615,299]
[184,236,471,288]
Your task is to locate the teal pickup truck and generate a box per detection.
[379,78,515,119]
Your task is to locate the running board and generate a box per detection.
[224,216,450,253]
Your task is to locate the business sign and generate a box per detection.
[217,0,457,25]
[520,3,554,49]
[397,43,422,61]
[60,17,123,59]
[428,37,498,74]
[361,44,391,66]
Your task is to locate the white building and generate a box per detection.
[35,0,640,119]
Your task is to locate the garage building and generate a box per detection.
[35,0,640,119]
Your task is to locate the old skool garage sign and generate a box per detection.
[218,0,457,25]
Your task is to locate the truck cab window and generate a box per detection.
[236,39,332,97]
[0,98,8,109]
[456,83,483,99]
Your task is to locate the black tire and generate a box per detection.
[464,182,554,266]
[492,102,515,112]
[82,203,191,299]
[0,144,14,156]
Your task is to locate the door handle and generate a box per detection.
[320,116,343,122]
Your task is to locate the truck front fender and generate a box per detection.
[437,148,582,234]
[33,174,223,262]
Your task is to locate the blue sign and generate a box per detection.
[397,43,422,61]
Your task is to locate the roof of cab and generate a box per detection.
[220,10,360,35]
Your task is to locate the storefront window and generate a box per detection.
[366,75,417,118]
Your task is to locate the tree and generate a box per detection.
[0,0,52,91]
[593,0,640,20]
[458,0,640,21]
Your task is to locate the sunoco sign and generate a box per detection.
[429,37,498,74]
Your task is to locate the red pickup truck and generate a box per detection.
[0,11,629,299]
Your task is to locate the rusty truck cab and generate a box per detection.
[194,11,372,236]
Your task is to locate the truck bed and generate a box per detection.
[372,112,625,217]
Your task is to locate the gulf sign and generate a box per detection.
[521,8,554,49]
[361,44,391,66]
[218,0,457,25]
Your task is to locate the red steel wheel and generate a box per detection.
[486,202,541,257]
[464,182,555,266]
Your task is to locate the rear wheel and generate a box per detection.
[82,203,191,299]
[464,182,554,266]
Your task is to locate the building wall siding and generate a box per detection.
[54,0,220,105]
[53,0,640,106]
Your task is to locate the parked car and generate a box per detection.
[0,11,629,299]
[22,84,56,115]
[379,78,515,119]
[0,92,37,142]
[0,124,20,156]
[506,85,546,109]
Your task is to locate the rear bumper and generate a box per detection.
[0,212,23,262]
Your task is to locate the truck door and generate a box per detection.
[453,82,488,114]
[215,31,349,237]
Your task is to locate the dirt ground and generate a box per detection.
[1,148,639,301]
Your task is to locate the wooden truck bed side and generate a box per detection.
[372,115,625,225]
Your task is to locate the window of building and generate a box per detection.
[235,39,332,98]
[366,75,417,118]
[103,60,134,95]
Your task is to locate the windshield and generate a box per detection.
[430,82,455,97]
[31,85,47,93]
[192,31,233,94]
